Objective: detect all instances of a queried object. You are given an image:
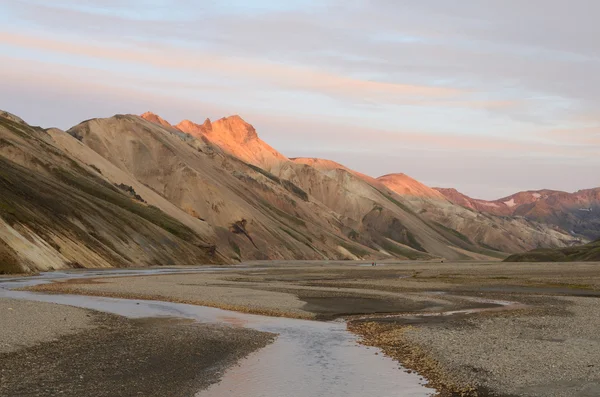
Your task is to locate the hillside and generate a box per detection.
[504,239,600,262]
[0,113,221,274]
[436,187,600,239]
[0,109,580,273]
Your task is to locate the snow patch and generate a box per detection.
[532,193,541,199]
[504,198,516,207]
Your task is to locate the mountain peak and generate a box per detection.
[377,173,444,199]
[292,158,347,170]
[140,112,173,128]
[201,118,212,132]
[212,115,257,142]
[176,119,211,138]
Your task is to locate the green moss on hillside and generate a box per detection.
[505,239,600,262]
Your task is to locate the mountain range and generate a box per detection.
[0,109,592,273]
[435,188,600,239]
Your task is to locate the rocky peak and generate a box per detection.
[211,115,258,143]
[201,118,212,132]
[175,119,210,138]
[140,112,173,129]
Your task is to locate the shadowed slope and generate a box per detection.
[0,113,221,273]
[505,239,600,262]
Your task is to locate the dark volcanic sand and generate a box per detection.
[0,312,274,397]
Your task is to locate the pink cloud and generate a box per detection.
[0,31,463,104]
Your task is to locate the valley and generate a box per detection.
[2,4,599,397]
[3,261,600,397]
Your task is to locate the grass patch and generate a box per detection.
[281,179,309,201]
[340,241,369,257]
[52,168,197,241]
[246,163,309,201]
[405,230,426,252]
[479,242,502,252]
[348,229,359,240]
[229,240,241,257]
[88,164,102,174]
[260,200,307,228]
[505,240,600,262]
[0,240,23,274]
[380,239,429,260]
[433,222,472,245]
[0,117,31,140]
[373,187,416,215]
[0,138,15,148]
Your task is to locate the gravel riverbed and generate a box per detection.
[0,299,274,397]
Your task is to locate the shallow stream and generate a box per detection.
[0,269,435,397]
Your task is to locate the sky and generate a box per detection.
[0,0,598,199]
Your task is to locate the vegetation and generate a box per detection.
[0,153,217,273]
[115,183,146,203]
[348,230,360,240]
[0,138,14,148]
[229,240,241,257]
[281,179,309,201]
[0,240,22,274]
[505,239,600,262]
[88,164,102,174]
[380,239,430,260]
[245,162,309,201]
[479,242,502,252]
[373,187,416,215]
[340,241,369,257]
[0,117,31,140]
[405,230,426,252]
[260,200,307,227]
[433,222,472,245]
[52,167,198,241]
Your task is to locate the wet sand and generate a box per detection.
[13,261,600,396]
[0,301,274,397]
[0,299,93,353]
[1,290,435,397]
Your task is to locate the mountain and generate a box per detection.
[290,158,572,258]
[436,188,600,240]
[140,111,174,129]
[377,174,446,199]
[0,112,221,274]
[504,239,600,262]
[175,115,288,173]
[0,109,577,273]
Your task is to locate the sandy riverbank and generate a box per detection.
[19,261,600,396]
[0,299,274,397]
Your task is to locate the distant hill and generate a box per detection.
[436,187,600,240]
[504,239,600,262]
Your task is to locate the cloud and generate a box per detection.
[1,0,599,196]
[1,57,586,161]
[544,127,600,145]
[0,31,464,105]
